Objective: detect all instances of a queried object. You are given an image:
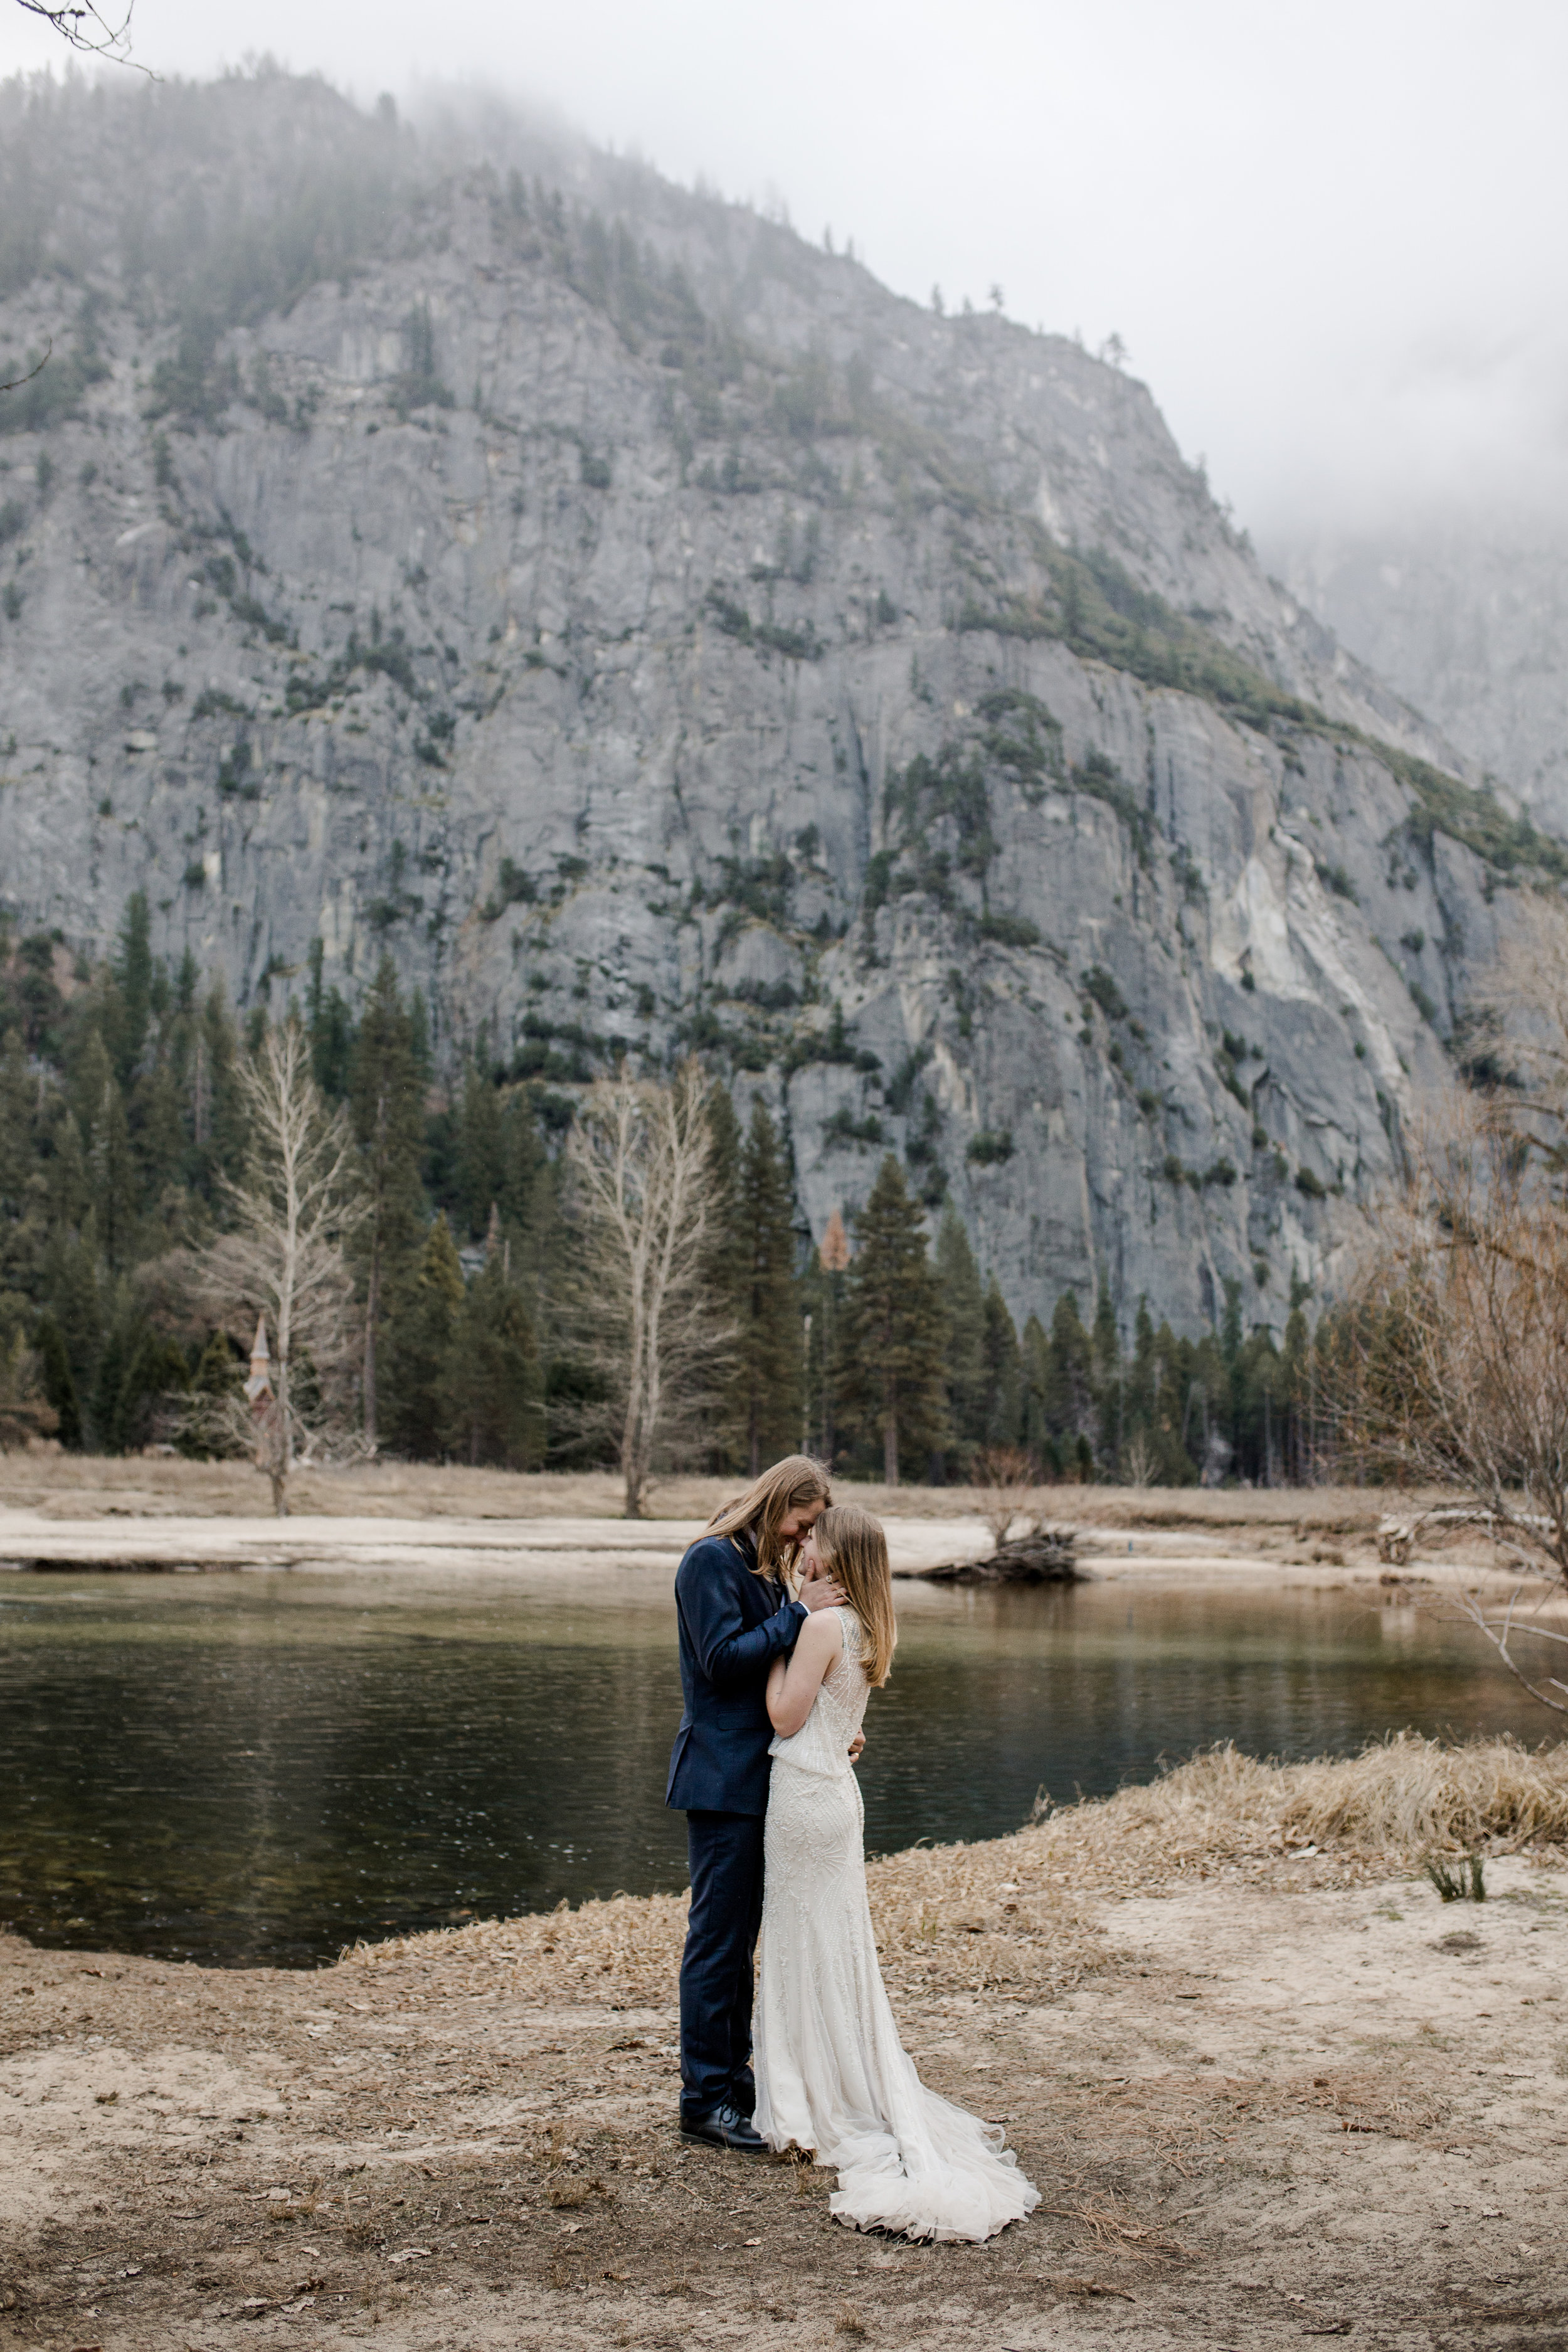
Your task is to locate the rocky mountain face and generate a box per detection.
[1268,525,1568,837]
[0,71,1549,1338]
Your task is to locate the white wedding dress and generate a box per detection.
[753,1608,1039,2242]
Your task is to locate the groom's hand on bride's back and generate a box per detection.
[798,1576,847,1613]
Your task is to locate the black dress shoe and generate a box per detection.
[731,2069,756,2119]
[679,2101,768,2153]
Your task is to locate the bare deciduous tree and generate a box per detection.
[1334,1093,1568,1711]
[972,1444,1044,1544]
[564,1061,729,1518]
[1119,1429,1158,1490]
[184,1022,363,1516]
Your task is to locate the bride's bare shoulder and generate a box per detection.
[797,1605,845,1653]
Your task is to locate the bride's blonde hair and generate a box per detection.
[706,1454,832,1583]
[811,1505,897,1687]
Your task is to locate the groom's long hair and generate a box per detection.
[706,1454,832,1584]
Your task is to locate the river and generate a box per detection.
[0,1564,1544,1966]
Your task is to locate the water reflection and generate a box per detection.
[0,1572,1544,1967]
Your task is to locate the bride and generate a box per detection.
[753,1505,1039,2243]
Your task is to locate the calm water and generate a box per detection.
[0,1568,1546,1968]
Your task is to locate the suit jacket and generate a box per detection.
[665,1530,807,1816]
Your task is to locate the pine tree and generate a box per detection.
[1021,1312,1056,1472]
[1041,1292,1094,1450]
[500,1086,563,1356]
[730,1102,802,1473]
[181,1331,243,1458]
[0,1029,39,1296]
[108,891,153,1084]
[805,1209,850,1465]
[14,932,63,1057]
[978,1277,1022,1448]
[935,1208,984,1472]
[42,1099,92,1236]
[0,1029,31,1217]
[75,1030,137,1273]
[305,940,355,1100]
[498,1088,549,1231]
[838,1155,946,1483]
[109,1327,191,1454]
[130,1053,186,1213]
[455,1054,506,1242]
[1092,1285,1125,1470]
[33,1311,80,1449]
[438,1256,543,1468]
[193,982,245,1200]
[350,958,426,1447]
[90,1282,135,1452]
[388,1214,465,1457]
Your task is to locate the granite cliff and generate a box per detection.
[1269,523,1568,838]
[0,70,1552,1336]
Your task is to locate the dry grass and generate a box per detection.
[1020,1731,1568,1895]
[341,1734,1568,2014]
[0,1448,1447,1534]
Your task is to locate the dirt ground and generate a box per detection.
[3,1850,1565,2352]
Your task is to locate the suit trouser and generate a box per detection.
[679,1808,765,2118]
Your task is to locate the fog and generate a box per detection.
[3,0,1566,543]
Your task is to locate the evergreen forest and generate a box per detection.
[1,899,1329,1489]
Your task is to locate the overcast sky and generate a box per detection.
[6,0,1565,544]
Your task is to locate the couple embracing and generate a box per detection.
[666,1455,1039,2243]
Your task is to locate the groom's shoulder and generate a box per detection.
[676,1530,751,1592]
[679,1531,741,1575]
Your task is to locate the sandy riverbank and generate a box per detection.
[2,1741,1565,2350]
[0,1505,1483,1591]
[0,1458,1510,1592]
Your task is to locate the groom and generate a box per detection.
[666,1458,852,2152]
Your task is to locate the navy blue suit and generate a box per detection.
[667,1530,805,2117]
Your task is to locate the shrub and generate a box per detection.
[979,911,1041,948]
[821,1108,884,1150]
[967,1129,1014,1167]
[480,857,537,921]
[1295,1165,1327,1200]
[1081,965,1129,1022]
[1315,859,1359,903]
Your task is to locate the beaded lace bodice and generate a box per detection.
[768,1609,868,1779]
